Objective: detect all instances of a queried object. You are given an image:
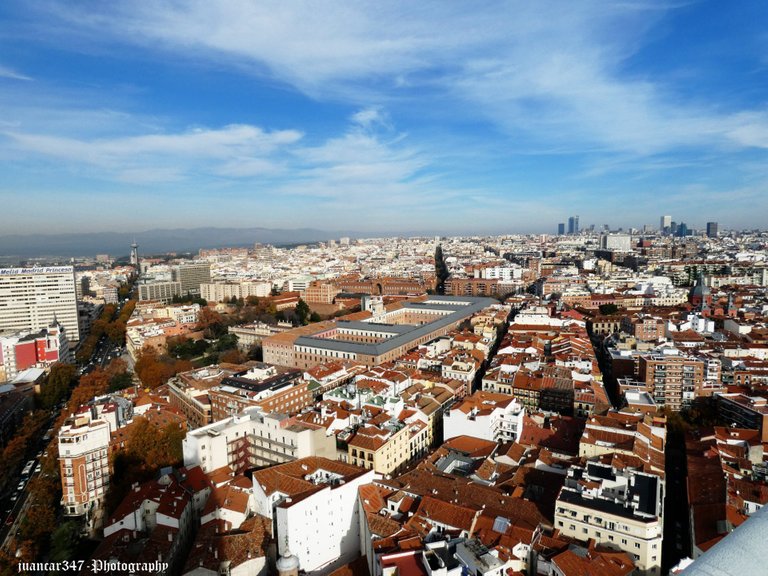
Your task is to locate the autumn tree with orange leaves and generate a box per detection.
[134,345,192,389]
[106,416,185,515]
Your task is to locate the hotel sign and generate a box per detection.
[0,266,74,275]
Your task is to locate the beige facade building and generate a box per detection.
[263,296,496,369]
[172,262,211,296]
[638,354,707,411]
[344,422,411,475]
[137,281,181,303]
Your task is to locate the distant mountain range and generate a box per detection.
[0,227,364,259]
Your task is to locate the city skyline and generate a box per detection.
[1,2,768,235]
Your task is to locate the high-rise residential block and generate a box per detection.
[172,262,211,296]
[638,354,706,411]
[137,280,181,303]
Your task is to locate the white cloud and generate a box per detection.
[41,0,767,156]
[1,110,438,207]
[0,65,31,81]
[4,124,303,179]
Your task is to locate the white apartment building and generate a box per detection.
[473,265,522,282]
[58,409,112,517]
[182,407,336,474]
[0,266,80,341]
[443,391,525,443]
[200,281,272,303]
[166,304,200,324]
[555,461,664,576]
[252,457,375,574]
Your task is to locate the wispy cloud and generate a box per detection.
[2,1,768,233]
[35,0,768,158]
[1,108,439,213]
[4,124,302,177]
[0,65,32,81]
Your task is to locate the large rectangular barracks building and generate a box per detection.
[0,266,80,342]
[263,295,497,369]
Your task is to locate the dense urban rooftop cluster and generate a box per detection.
[2,225,768,574]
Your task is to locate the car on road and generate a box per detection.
[17,480,25,491]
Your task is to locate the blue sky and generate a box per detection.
[1,1,767,236]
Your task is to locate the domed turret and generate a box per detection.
[689,272,711,309]
[276,548,300,576]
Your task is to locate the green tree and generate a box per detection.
[39,363,76,409]
[434,244,450,295]
[49,521,82,562]
[247,345,263,362]
[214,333,239,352]
[599,303,619,315]
[295,298,311,325]
[109,372,133,392]
[309,311,322,323]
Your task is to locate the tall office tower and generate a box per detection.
[706,222,719,238]
[660,215,672,234]
[129,241,139,270]
[557,223,565,235]
[171,262,211,296]
[0,266,80,342]
[567,215,579,235]
[677,222,689,237]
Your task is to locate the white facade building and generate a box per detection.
[182,407,336,473]
[0,266,80,341]
[201,281,272,303]
[252,457,375,575]
[443,392,525,443]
